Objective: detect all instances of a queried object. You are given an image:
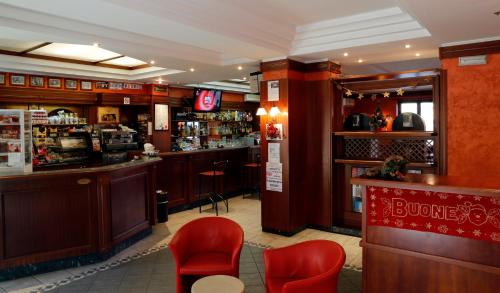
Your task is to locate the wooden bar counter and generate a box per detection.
[352,174,500,293]
[0,157,160,280]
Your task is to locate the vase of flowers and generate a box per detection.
[369,104,387,131]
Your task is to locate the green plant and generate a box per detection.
[369,104,387,130]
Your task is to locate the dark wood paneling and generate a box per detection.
[157,155,189,207]
[109,172,149,242]
[0,175,98,267]
[98,93,151,106]
[0,87,97,104]
[439,40,500,59]
[364,247,500,293]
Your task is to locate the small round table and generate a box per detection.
[191,275,245,293]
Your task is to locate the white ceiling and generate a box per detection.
[0,0,498,85]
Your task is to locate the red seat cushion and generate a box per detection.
[180,252,233,275]
[267,278,298,293]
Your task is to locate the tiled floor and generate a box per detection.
[45,244,361,293]
[0,195,362,293]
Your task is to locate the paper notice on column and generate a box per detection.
[267,80,279,101]
[268,142,280,163]
[266,162,282,192]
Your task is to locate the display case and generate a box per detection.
[0,110,32,172]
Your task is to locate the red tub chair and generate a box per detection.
[264,240,346,293]
[169,217,244,293]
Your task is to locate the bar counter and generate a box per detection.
[156,146,260,209]
[352,174,500,293]
[0,157,161,280]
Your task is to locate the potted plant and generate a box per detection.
[369,104,387,131]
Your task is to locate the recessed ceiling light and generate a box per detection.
[190,68,195,72]
[243,77,247,80]
[150,60,155,65]
[415,53,421,57]
[92,42,100,47]
[343,52,349,57]
[157,77,164,84]
[405,44,411,49]
[237,65,243,70]
[357,59,364,63]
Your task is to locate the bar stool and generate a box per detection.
[198,160,229,216]
[243,154,261,199]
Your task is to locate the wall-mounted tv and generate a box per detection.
[193,88,222,112]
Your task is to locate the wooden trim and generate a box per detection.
[130,64,152,70]
[439,69,448,175]
[338,69,439,83]
[334,159,435,168]
[333,131,436,137]
[19,42,52,55]
[439,40,500,59]
[361,242,500,275]
[95,55,124,64]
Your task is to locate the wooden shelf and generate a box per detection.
[335,159,435,168]
[333,131,436,137]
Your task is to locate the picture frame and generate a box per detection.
[30,76,45,87]
[0,73,5,85]
[109,82,123,90]
[95,81,109,89]
[65,79,78,90]
[97,106,120,124]
[48,78,62,89]
[266,123,283,141]
[154,104,169,131]
[80,80,93,91]
[10,74,26,86]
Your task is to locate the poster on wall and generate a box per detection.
[97,107,120,123]
[154,104,169,130]
[266,162,282,192]
[268,142,280,163]
[267,80,279,101]
[266,123,283,141]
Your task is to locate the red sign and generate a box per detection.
[366,186,500,243]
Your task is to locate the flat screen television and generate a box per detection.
[193,88,222,112]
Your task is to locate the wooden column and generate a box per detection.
[260,59,340,235]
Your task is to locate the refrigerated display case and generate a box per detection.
[0,110,32,173]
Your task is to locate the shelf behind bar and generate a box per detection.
[335,159,435,168]
[333,131,436,137]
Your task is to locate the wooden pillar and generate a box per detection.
[260,59,340,235]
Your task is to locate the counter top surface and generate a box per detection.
[351,174,500,196]
[0,157,162,180]
[159,145,258,156]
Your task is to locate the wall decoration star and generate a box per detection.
[357,93,364,100]
[396,88,405,96]
[345,89,352,96]
[383,92,390,98]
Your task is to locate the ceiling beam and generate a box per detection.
[95,55,124,64]
[18,42,52,55]
[130,64,151,70]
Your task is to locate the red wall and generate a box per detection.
[442,53,500,177]
[347,98,398,119]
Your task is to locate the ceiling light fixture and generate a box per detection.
[190,68,195,72]
[415,53,421,57]
[357,59,364,63]
[405,44,411,49]
[150,60,155,65]
[243,77,247,80]
[157,77,164,84]
[92,42,100,47]
[237,66,243,70]
[343,52,349,57]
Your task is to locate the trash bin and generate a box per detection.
[156,190,168,223]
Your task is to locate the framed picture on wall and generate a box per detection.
[266,123,283,141]
[48,77,62,88]
[10,74,26,86]
[0,73,5,85]
[65,79,78,90]
[30,76,45,87]
[80,80,93,91]
[97,106,120,124]
[154,104,169,130]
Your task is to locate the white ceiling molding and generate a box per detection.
[290,7,431,56]
[185,81,251,93]
[0,54,183,81]
[441,35,500,47]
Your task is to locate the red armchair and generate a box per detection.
[264,240,346,293]
[169,217,244,293]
